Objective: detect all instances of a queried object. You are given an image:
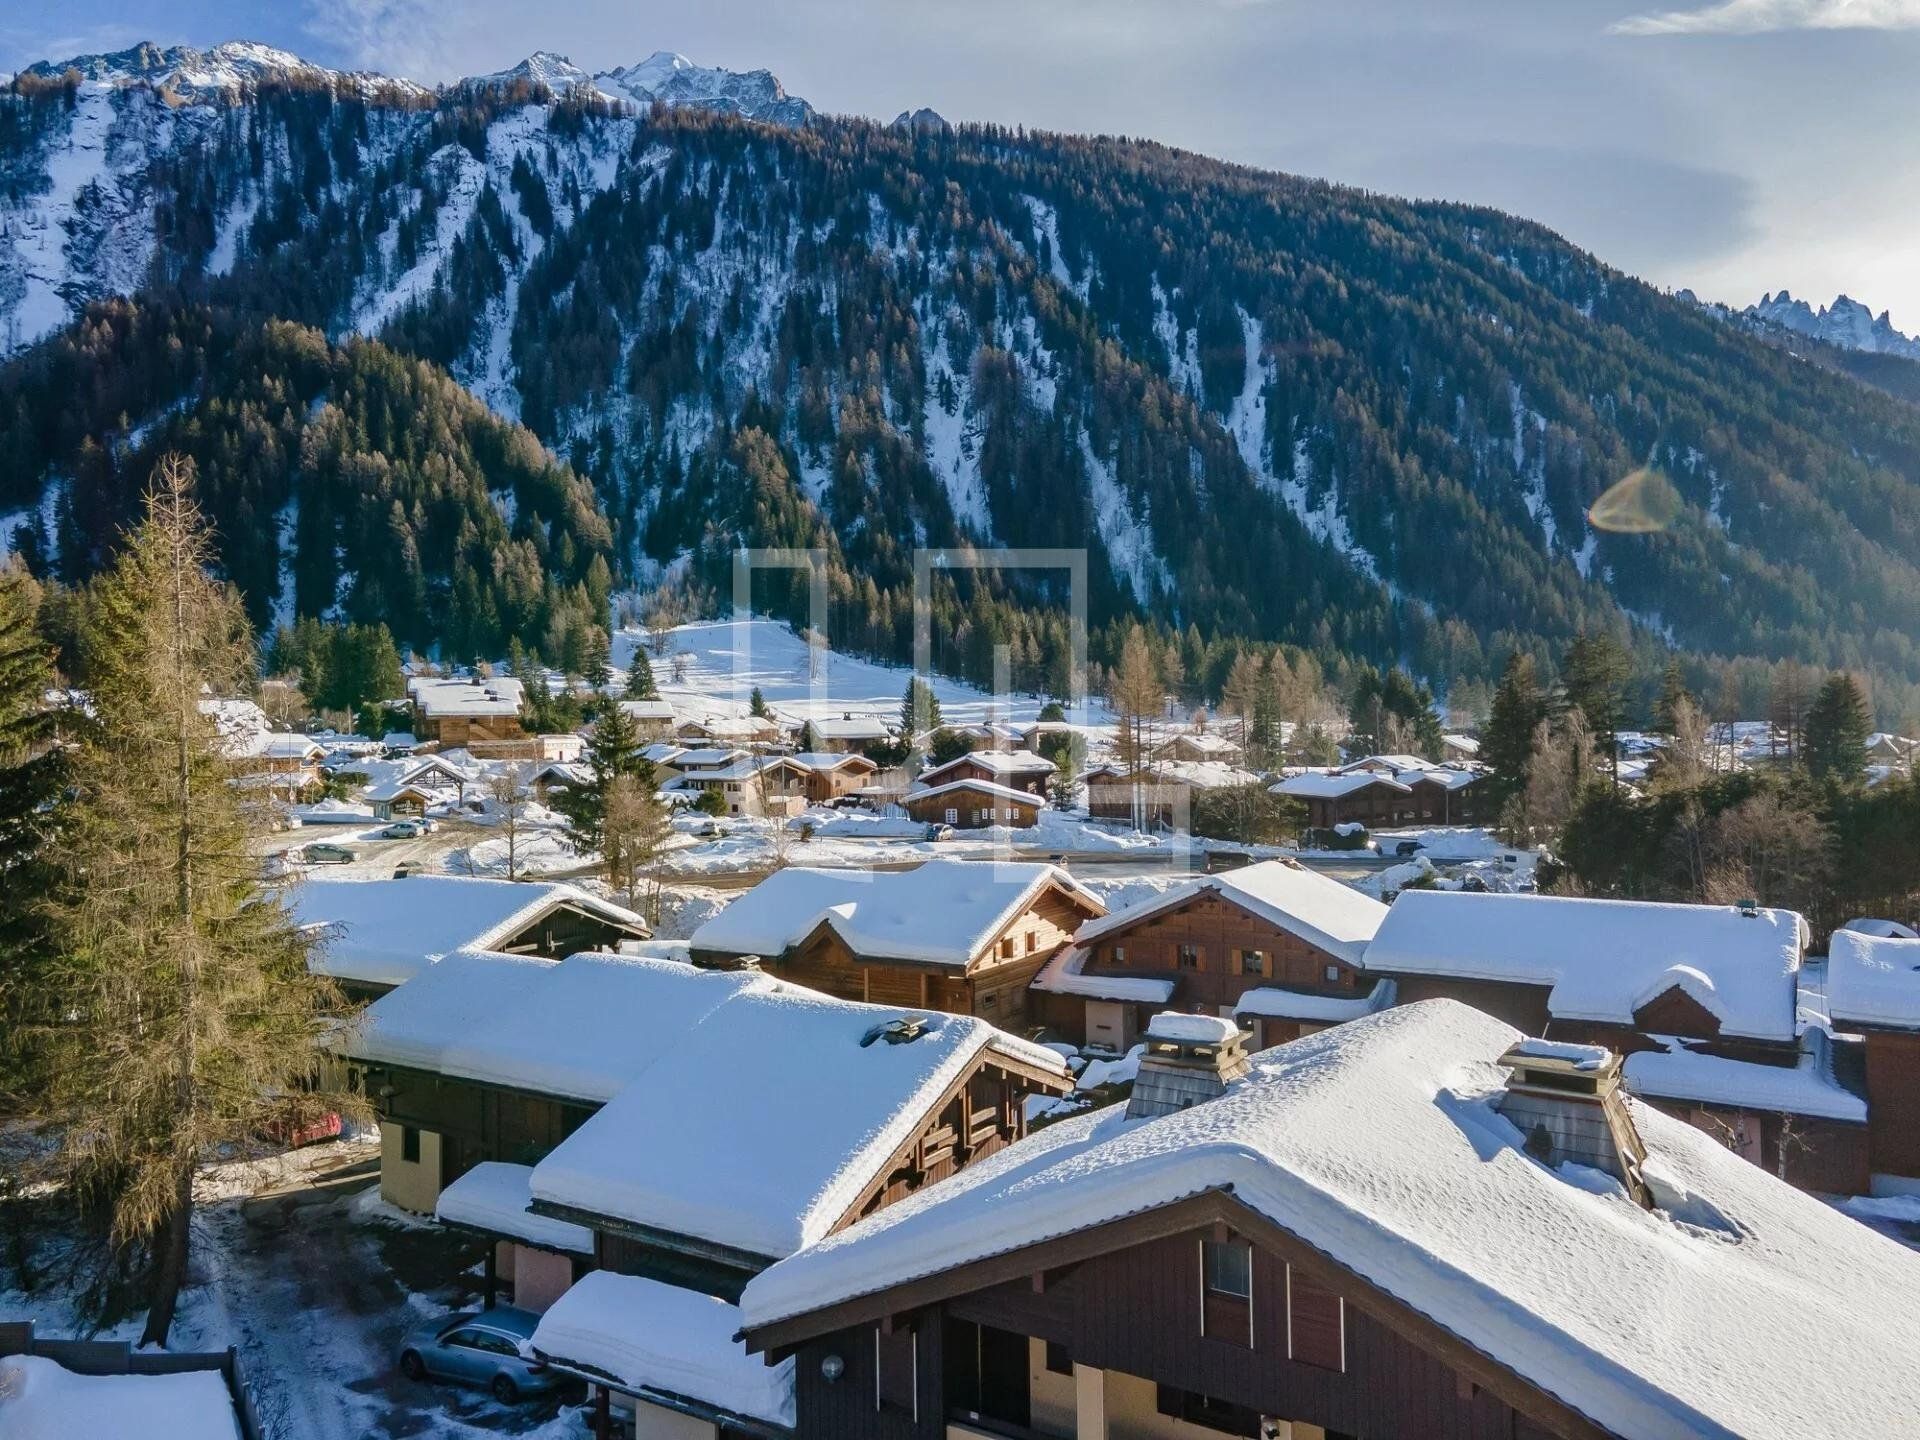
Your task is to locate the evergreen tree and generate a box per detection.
[902,676,941,734]
[624,646,658,699]
[553,702,655,857]
[584,628,613,691]
[1562,631,1631,782]
[1804,674,1872,784]
[21,459,346,1343]
[1483,654,1548,814]
[749,686,769,718]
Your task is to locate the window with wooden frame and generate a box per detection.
[875,1325,917,1416]
[1237,949,1267,976]
[1323,963,1342,983]
[1178,944,1203,970]
[1000,937,1016,960]
[1110,944,1127,965]
[1286,1264,1346,1371]
[1026,931,1038,954]
[1200,1238,1253,1346]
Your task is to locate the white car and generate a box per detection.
[380,821,424,840]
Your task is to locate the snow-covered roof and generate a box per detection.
[1154,732,1241,756]
[640,742,687,764]
[0,1354,242,1440]
[1442,733,1481,755]
[1364,891,1805,1041]
[1272,770,1412,799]
[740,1001,1920,1439]
[435,1162,593,1254]
[381,731,417,748]
[617,699,677,721]
[1076,860,1388,968]
[256,733,323,760]
[530,985,1066,1257]
[290,876,647,988]
[1030,944,1176,1003]
[670,746,747,769]
[785,751,877,772]
[803,716,891,739]
[531,1271,794,1428]
[1233,978,1397,1025]
[407,675,525,718]
[688,860,1102,969]
[344,950,767,1102]
[923,749,1056,780]
[1340,753,1437,774]
[908,777,1046,807]
[1839,916,1920,941]
[1623,1035,1865,1123]
[1827,929,1920,1031]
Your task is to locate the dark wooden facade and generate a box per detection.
[1294,774,1484,832]
[749,1191,1605,1440]
[1044,889,1367,1047]
[1858,1027,1920,1181]
[360,1062,594,1190]
[920,755,1053,799]
[763,883,1096,1030]
[903,783,1043,829]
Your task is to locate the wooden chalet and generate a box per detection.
[688,861,1105,1029]
[407,675,527,748]
[761,752,880,806]
[342,951,1071,1440]
[903,778,1043,829]
[1272,758,1485,831]
[290,875,650,1003]
[1827,927,1920,1194]
[1032,860,1390,1052]
[737,1002,1920,1440]
[1366,890,1868,1192]
[919,749,1057,799]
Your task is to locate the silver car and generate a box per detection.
[397,1306,560,1404]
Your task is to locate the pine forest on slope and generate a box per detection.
[4,45,1920,719]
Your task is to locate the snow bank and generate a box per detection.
[532,1271,793,1427]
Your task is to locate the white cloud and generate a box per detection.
[303,0,463,81]
[1612,0,1920,36]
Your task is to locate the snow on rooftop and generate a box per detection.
[1827,929,1920,1031]
[741,1000,1920,1439]
[689,860,1102,969]
[1272,770,1412,799]
[1076,859,1388,968]
[1031,943,1176,1003]
[1145,1012,1242,1045]
[1233,978,1396,1025]
[1624,1036,1866,1123]
[1839,916,1920,941]
[1507,1037,1611,1069]
[532,1271,794,1428]
[435,1162,593,1254]
[530,986,1065,1257]
[289,876,646,988]
[909,776,1047,806]
[406,675,524,717]
[0,1354,242,1440]
[925,749,1055,778]
[1365,891,1805,1041]
[345,951,768,1102]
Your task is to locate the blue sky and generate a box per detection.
[6,0,1918,327]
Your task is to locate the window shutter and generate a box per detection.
[1286,1265,1345,1371]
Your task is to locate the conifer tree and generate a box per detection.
[1804,673,1872,784]
[554,702,654,858]
[1483,654,1547,814]
[624,645,658,699]
[24,458,345,1344]
[902,676,941,735]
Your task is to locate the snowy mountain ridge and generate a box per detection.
[1744,290,1920,362]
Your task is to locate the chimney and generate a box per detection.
[1496,1039,1650,1207]
[1126,1012,1251,1120]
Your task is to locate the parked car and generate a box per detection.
[1394,839,1426,858]
[398,1306,559,1404]
[417,816,437,833]
[925,823,954,842]
[380,820,424,840]
[301,842,357,865]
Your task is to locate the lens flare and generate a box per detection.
[1588,467,1682,534]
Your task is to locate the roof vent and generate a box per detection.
[1497,1039,1650,1207]
[861,1016,933,1047]
[1126,1013,1251,1120]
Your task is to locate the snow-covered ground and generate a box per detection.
[617,617,1113,730]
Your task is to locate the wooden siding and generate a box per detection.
[1073,890,1364,1032]
[903,788,1041,828]
[1388,974,1554,1036]
[1864,1029,1920,1178]
[784,1223,1573,1439]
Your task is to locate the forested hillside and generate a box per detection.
[6,53,1920,718]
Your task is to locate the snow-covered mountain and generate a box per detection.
[465,48,813,125]
[19,40,430,103]
[1744,290,1920,361]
